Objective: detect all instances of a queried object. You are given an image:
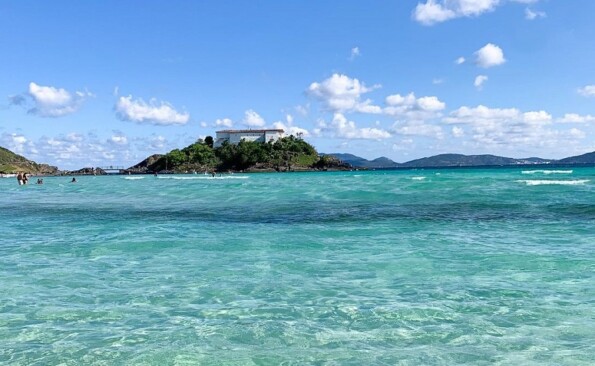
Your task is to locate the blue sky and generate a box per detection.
[1,0,594,169]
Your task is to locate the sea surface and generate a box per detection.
[1,168,594,365]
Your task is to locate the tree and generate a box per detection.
[205,136,214,148]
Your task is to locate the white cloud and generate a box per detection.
[392,120,444,139]
[0,131,187,170]
[475,43,506,68]
[318,113,391,140]
[271,114,309,137]
[525,8,546,20]
[474,75,488,89]
[413,0,500,25]
[413,0,457,25]
[0,133,30,155]
[308,73,381,113]
[432,78,444,85]
[109,134,128,145]
[384,92,446,121]
[557,113,595,124]
[243,110,266,127]
[452,126,465,137]
[214,118,233,128]
[578,85,595,97]
[569,128,586,139]
[26,82,91,117]
[349,47,361,60]
[115,95,189,125]
[443,105,568,149]
[413,0,542,25]
[272,121,309,137]
[522,110,552,124]
[455,57,466,65]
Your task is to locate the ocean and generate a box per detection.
[1,168,594,365]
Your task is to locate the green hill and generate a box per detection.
[0,146,59,174]
[129,136,349,173]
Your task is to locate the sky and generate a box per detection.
[1,0,594,169]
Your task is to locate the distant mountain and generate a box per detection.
[401,154,519,168]
[0,146,59,174]
[327,152,572,169]
[326,153,400,168]
[557,151,595,164]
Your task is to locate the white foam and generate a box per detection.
[521,170,573,175]
[411,176,426,181]
[517,179,590,186]
[124,176,145,180]
[157,175,248,180]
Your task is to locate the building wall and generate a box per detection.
[214,130,284,148]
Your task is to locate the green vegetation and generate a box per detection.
[0,146,58,174]
[135,136,348,173]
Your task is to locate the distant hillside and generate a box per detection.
[557,151,595,164]
[401,154,519,168]
[327,152,567,168]
[0,146,59,174]
[326,153,400,168]
[128,154,164,172]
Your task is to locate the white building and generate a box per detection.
[214,129,284,148]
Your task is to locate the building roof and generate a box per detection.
[216,129,284,134]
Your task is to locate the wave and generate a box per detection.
[517,179,590,186]
[411,177,426,181]
[157,175,249,180]
[521,170,573,175]
[124,176,145,180]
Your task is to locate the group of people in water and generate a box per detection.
[16,172,76,185]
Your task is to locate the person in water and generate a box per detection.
[37,178,43,184]
[71,177,77,183]
[16,172,23,185]
[23,172,29,184]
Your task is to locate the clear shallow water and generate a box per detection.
[1,168,594,365]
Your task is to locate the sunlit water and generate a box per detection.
[1,168,594,365]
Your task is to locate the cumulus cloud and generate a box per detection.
[115,95,189,125]
[443,105,570,148]
[413,0,499,25]
[316,113,391,140]
[108,132,128,146]
[577,85,595,97]
[214,118,233,128]
[271,114,309,137]
[384,92,446,121]
[452,126,465,137]
[11,82,92,117]
[455,57,466,65]
[392,120,444,139]
[243,109,266,127]
[413,0,541,25]
[308,73,381,114]
[557,113,595,124]
[474,75,488,89]
[0,133,32,155]
[475,43,506,68]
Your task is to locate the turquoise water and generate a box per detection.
[1,168,594,365]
